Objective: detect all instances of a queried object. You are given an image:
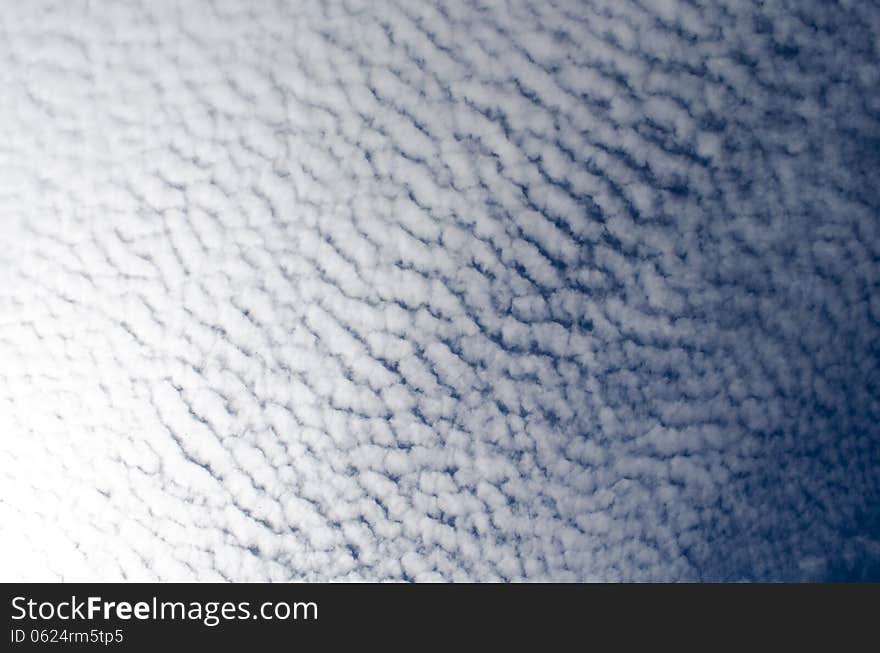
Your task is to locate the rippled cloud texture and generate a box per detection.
[1,0,879,581]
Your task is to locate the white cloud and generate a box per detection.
[0,0,879,582]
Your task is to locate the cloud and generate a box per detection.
[0,0,878,581]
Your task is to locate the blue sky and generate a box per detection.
[0,0,878,581]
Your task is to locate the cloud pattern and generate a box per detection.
[1,0,879,581]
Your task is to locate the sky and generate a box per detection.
[0,0,878,581]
